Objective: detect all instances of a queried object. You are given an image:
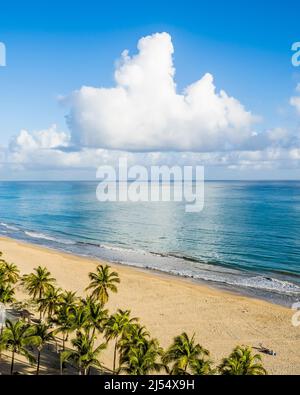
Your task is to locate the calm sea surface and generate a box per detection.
[0,181,299,305]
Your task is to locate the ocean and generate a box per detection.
[0,181,299,305]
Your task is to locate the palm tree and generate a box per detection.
[105,309,138,374]
[118,323,149,351]
[61,290,78,307]
[80,295,95,310]
[218,345,267,375]
[28,323,55,375]
[84,299,108,338]
[52,304,76,351]
[85,265,120,305]
[163,332,209,375]
[0,284,16,305]
[21,266,56,304]
[1,319,36,374]
[37,287,63,321]
[50,291,79,351]
[0,261,20,284]
[191,358,215,375]
[120,337,163,375]
[61,332,106,375]
[69,304,90,335]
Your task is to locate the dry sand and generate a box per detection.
[0,236,299,375]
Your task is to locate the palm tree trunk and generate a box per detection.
[36,350,41,375]
[10,349,15,375]
[60,353,63,375]
[38,289,42,320]
[113,338,119,374]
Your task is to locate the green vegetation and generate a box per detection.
[162,332,211,375]
[0,253,267,375]
[1,319,36,374]
[218,345,267,375]
[85,264,120,304]
[27,323,55,375]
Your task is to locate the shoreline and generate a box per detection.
[0,236,299,374]
[1,229,299,308]
[0,234,297,308]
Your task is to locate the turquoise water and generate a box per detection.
[0,181,300,304]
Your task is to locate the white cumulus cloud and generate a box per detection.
[2,33,300,179]
[66,32,257,152]
[4,125,299,175]
[9,124,69,152]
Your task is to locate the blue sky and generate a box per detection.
[0,0,300,179]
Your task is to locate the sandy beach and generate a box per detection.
[0,236,299,375]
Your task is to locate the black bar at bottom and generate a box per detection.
[0,375,299,392]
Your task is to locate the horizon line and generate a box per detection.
[0,179,299,183]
